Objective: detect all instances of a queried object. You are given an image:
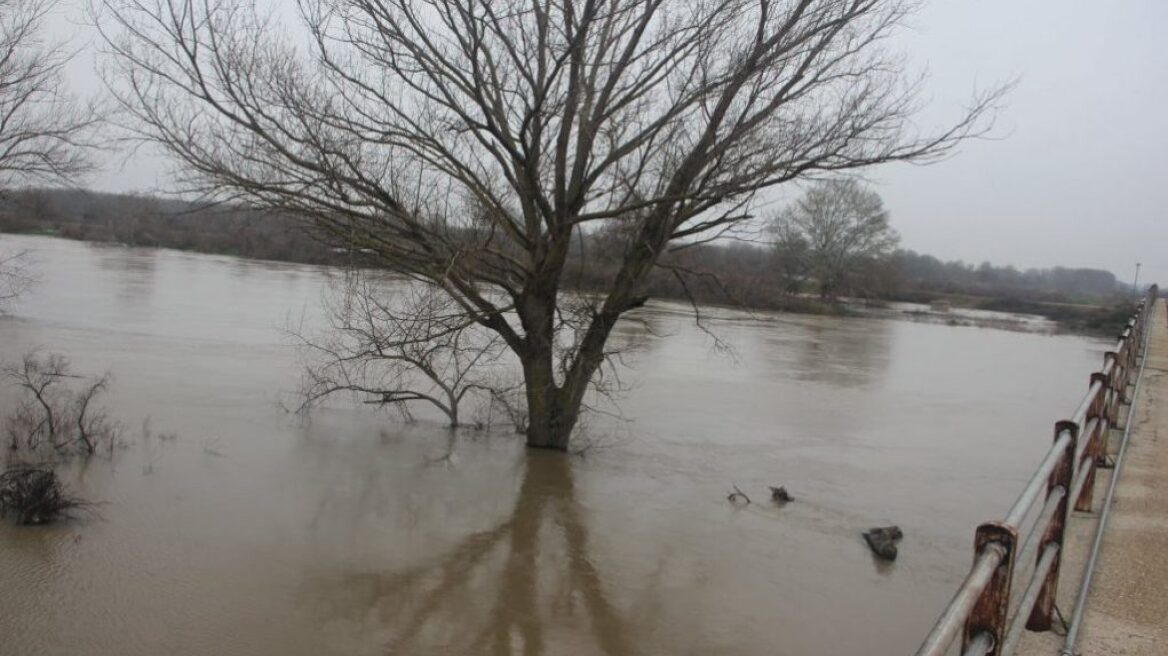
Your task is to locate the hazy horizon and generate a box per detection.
[40,0,1168,287]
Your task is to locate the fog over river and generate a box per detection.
[0,235,1107,655]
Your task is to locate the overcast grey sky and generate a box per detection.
[51,0,1168,287]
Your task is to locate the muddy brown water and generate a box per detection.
[0,235,1107,656]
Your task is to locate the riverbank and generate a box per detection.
[883,291,1137,336]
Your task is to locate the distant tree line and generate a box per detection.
[0,186,1129,317]
[896,251,1122,303]
[0,188,344,265]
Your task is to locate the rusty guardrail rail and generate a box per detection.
[915,285,1159,656]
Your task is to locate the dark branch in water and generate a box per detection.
[728,485,752,505]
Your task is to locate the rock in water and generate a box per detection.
[863,526,903,561]
[769,486,793,503]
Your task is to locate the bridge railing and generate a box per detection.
[915,285,1159,656]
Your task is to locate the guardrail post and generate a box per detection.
[1089,371,1112,471]
[1122,323,1137,396]
[1028,420,1077,630]
[1090,370,1109,420]
[1102,352,1120,423]
[964,522,1017,655]
[1118,343,1131,404]
[1076,374,1105,513]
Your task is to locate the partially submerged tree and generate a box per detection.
[100,0,1006,450]
[3,351,118,456]
[294,271,508,428]
[771,179,899,299]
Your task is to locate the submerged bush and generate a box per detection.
[0,467,86,525]
[3,351,120,456]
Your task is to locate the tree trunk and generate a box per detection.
[517,286,567,450]
[519,302,619,452]
[521,339,577,451]
[516,236,633,452]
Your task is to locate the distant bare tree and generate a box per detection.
[771,179,899,299]
[0,0,97,184]
[771,229,812,295]
[294,272,508,428]
[100,0,1007,450]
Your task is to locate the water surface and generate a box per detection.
[0,235,1106,655]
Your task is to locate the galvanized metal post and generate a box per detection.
[964,522,1018,655]
[1028,420,1077,630]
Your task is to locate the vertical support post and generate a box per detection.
[1028,420,1077,630]
[1102,352,1119,423]
[1118,331,1132,402]
[1076,377,1102,512]
[1089,371,1109,419]
[1075,438,1097,512]
[1124,323,1137,387]
[964,522,1018,655]
[1089,371,1111,468]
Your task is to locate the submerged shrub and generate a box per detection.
[3,351,120,457]
[0,467,86,525]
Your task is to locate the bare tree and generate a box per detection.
[99,0,1006,450]
[3,351,69,450]
[0,0,94,311]
[0,0,97,185]
[294,271,508,428]
[770,229,811,295]
[3,351,119,456]
[771,178,898,299]
[0,247,35,310]
[71,371,115,454]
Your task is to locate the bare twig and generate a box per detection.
[728,484,752,505]
[290,271,511,428]
[0,249,37,309]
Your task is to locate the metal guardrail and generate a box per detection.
[915,285,1159,656]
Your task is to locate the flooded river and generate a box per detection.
[0,235,1107,655]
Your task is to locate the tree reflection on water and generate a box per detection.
[302,448,655,656]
